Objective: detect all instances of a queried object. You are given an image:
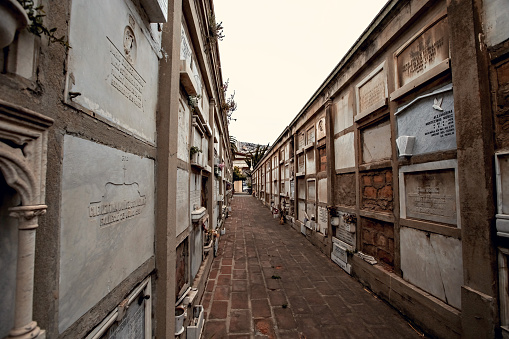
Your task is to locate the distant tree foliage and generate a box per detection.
[233,166,246,181]
[244,144,269,176]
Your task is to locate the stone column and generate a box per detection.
[325,99,334,245]
[8,205,47,339]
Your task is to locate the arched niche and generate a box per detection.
[0,99,52,339]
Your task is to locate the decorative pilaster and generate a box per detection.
[8,205,47,339]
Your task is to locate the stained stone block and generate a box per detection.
[59,135,155,332]
[362,120,391,163]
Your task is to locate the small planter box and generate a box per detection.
[187,305,204,339]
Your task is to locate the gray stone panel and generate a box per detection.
[396,85,456,156]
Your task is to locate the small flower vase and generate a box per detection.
[396,136,416,157]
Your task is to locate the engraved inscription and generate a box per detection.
[405,169,457,225]
[423,108,455,138]
[397,17,449,87]
[110,40,145,109]
[396,85,456,155]
[359,70,386,112]
[318,206,328,224]
[89,195,146,227]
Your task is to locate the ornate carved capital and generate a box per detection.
[9,205,47,230]
[325,99,333,109]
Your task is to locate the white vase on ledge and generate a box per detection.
[396,135,416,157]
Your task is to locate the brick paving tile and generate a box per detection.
[213,285,230,301]
[231,292,249,309]
[233,269,247,279]
[253,319,276,338]
[229,310,252,333]
[251,299,271,318]
[200,195,422,338]
[221,265,233,274]
[203,320,227,338]
[232,279,248,292]
[209,300,228,320]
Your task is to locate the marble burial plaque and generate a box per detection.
[396,85,455,156]
[307,180,316,201]
[60,135,154,333]
[318,206,328,234]
[484,0,509,46]
[298,201,306,222]
[298,154,305,174]
[400,227,462,309]
[307,127,315,144]
[316,117,326,140]
[357,64,387,115]
[396,16,449,87]
[306,150,316,175]
[67,0,161,143]
[404,168,457,225]
[318,178,327,203]
[362,119,392,163]
[178,100,190,161]
[334,93,353,134]
[334,132,355,170]
[177,169,190,235]
[298,132,305,150]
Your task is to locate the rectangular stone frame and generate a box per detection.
[399,159,461,231]
[354,61,388,122]
[390,10,451,101]
[85,276,152,339]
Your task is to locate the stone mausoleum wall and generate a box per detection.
[252,0,509,337]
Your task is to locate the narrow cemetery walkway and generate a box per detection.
[201,194,423,339]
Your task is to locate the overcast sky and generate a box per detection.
[213,1,388,146]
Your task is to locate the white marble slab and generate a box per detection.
[334,132,355,170]
[400,227,463,309]
[334,93,353,134]
[67,0,161,143]
[484,0,509,46]
[59,135,154,332]
[318,178,327,203]
[178,99,190,162]
[177,169,190,236]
